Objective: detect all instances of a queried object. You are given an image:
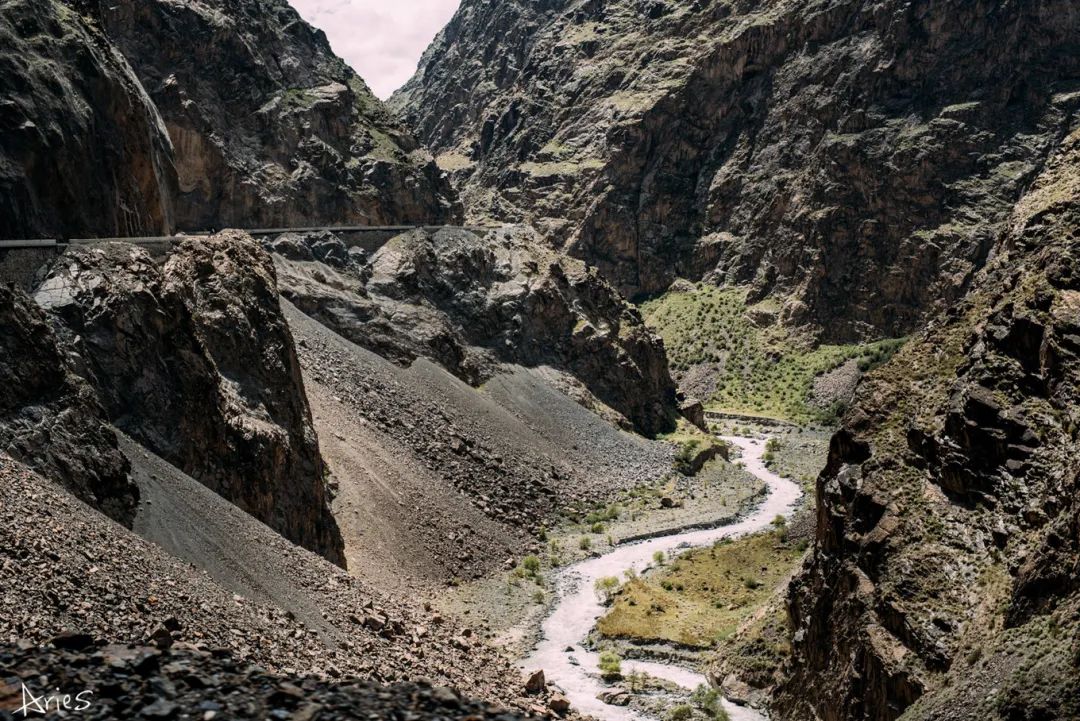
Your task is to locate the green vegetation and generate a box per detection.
[674,439,702,475]
[668,705,693,721]
[597,529,805,647]
[692,685,731,721]
[598,650,623,680]
[595,576,620,603]
[640,284,905,423]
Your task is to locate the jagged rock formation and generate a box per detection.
[100,0,459,230]
[0,286,135,524]
[774,130,1080,721]
[272,226,677,435]
[394,0,1080,340]
[0,0,454,241]
[33,233,344,565]
[0,0,177,240]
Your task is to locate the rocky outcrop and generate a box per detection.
[0,0,177,240]
[395,0,1080,340]
[773,130,1080,721]
[0,0,455,241]
[100,0,459,230]
[273,226,677,435]
[34,233,344,565]
[0,286,135,524]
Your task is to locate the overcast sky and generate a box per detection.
[290,0,461,99]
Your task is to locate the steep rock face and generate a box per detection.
[34,234,344,565]
[775,130,1080,721]
[0,286,135,524]
[274,227,677,436]
[0,0,177,240]
[100,0,460,230]
[395,0,1080,339]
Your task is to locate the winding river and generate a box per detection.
[520,436,803,721]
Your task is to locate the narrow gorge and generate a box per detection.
[1,1,1078,721]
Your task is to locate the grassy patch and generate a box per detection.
[640,283,904,423]
[596,530,804,648]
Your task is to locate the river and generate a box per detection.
[520,436,803,721]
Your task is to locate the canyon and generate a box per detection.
[1,1,1079,721]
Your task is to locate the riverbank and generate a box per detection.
[433,454,768,660]
[519,436,803,721]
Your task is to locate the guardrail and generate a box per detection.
[1,226,503,289]
[5,225,502,246]
[0,239,59,249]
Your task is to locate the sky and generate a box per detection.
[290,0,461,99]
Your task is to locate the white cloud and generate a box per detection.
[289,0,460,99]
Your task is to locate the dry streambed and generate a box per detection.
[520,437,802,721]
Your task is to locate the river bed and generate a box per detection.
[520,436,803,721]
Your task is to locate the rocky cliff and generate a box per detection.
[272,226,677,435]
[34,233,344,565]
[0,0,177,240]
[394,0,1080,340]
[100,0,459,230]
[0,0,455,241]
[774,128,1080,721]
[0,286,136,524]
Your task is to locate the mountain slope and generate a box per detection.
[774,126,1080,721]
[101,0,460,230]
[0,0,456,240]
[0,0,177,239]
[0,452,549,710]
[0,286,136,524]
[273,226,678,435]
[394,0,1080,340]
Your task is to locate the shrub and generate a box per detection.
[579,536,592,551]
[598,651,622,680]
[522,555,541,574]
[674,440,701,475]
[653,550,666,565]
[591,522,606,534]
[595,576,620,603]
[668,705,693,721]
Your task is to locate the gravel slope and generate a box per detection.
[0,643,535,721]
[0,453,552,711]
[284,300,672,588]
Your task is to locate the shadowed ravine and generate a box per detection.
[521,436,803,721]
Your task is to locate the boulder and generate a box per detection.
[524,670,545,695]
[678,398,707,431]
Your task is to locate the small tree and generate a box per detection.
[595,576,620,603]
[598,651,622,680]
